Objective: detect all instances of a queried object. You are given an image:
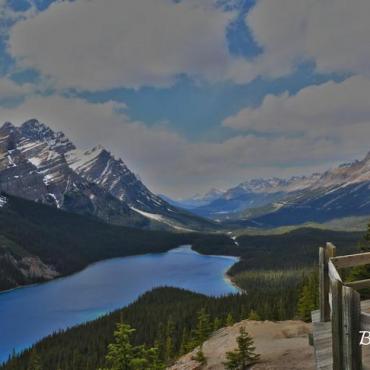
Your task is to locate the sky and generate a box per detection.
[0,0,369,198]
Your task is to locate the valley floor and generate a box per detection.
[169,320,314,370]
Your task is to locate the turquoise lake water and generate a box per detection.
[0,245,239,363]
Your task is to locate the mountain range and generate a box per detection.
[0,120,214,231]
[3,119,370,231]
[174,154,370,227]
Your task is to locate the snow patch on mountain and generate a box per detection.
[66,146,105,173]
[0,195,7,207]
[0,119,212,231]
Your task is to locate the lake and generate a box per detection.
[0,245,239,363]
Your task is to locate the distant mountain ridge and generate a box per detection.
[0,120,213,231]
[183,153,370,226]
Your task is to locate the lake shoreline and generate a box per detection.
[0,245,240,363]
[0,244,242,295]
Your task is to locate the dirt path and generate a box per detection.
[169,320,315,370]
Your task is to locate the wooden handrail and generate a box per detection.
[318,243,366,370]
[346,278,370,290]
[331,251,370,269]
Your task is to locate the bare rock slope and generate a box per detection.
[169,320,314,370]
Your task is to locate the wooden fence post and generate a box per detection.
[320,244,336,322]
[342,286,362,370]
[332,279,343,370]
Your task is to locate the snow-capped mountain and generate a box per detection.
[190,154,370,224]
[0,120,213,231]
[189,176,320,218]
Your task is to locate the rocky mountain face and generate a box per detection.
[0,120,212,231]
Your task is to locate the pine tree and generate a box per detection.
[226,313,234,326]
[247,310,261,321]
[223,327,260,370]
[164,318,175,362]
[100,323,136,370]
[145,347,165,370]
[213,317,223,331]
[192,308,212,347]
[27,348,42,370]
[100,323,165,370]
[179,328,190,355]
[297,271,319,321]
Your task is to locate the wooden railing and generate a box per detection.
[319,243,370,370]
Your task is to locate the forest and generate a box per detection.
[0,194,234,290]
[0,195,365,369]
[1,268,319,370]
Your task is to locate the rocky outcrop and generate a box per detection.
[0,251,59,290]
[168,320,314,370]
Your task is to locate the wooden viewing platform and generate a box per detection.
[312,243,370,370]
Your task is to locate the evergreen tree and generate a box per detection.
[247,310,261,321]
[192,308,212,347]
[145,347,165,370]
[297,271,319,321]
[100,323,136,370]
[223,327,260,370]
[27,349,42,370]
[164,318,175,362]
[226,313,234,326]
[100,323,164,370]
[213,317,223,331]
[179,328,190,356]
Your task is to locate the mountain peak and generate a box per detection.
[1,121,15,130]
[21,119,56,140]
[19,119,76,154]
[0,122,16,135]
[90,144,106,155]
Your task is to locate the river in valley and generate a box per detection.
[0,245,239,363]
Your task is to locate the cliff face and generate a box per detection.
[0,120,215,231]
[168,320,314,370]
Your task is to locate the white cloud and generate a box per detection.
[2,0,370,197]
[0,77,33,99]
[1,93,368,197]
[247,0,370,77]
[8,0,244,90]
[223,75,370,135]
[6,0,370,90]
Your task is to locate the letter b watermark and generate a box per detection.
[360,331,370,345]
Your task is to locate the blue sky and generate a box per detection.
[0,0,369,197]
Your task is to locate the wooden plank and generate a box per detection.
[331,279,343,370]
[360,312,370,331]
[311,314,333,370]
[342,286,362,370]
[329,260,342,283]
[320,244,337,321]
[346,278,370,290]
[327,242,337,258]
[331,252,370,269]
[320,247,330,321]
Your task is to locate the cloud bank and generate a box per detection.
[1,0,370,196]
